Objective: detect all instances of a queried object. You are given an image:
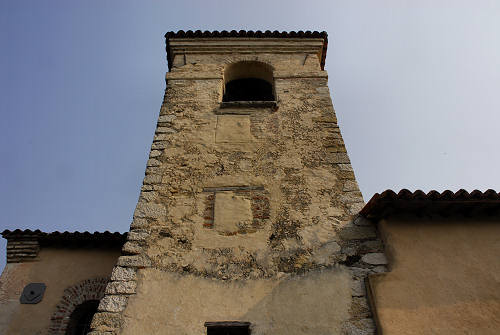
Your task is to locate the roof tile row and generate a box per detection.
[2,229,126,242]
[164,30,329,70]
[360,189,500,218]
[165,30,327,39]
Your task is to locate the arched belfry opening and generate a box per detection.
[222,61,275,102]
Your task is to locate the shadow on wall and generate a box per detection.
[240,269,351,334]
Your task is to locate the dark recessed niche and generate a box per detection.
[205,321,251,335]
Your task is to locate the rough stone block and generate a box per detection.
[140,191,158,202]
[130,218,148,229]
[146,159,161,167]
[141,185,153,192]
[156,127,177,134]
[158,114,176,123]
[105,281,137,294]
[340,192,364,204]
[98,295,128,313]
[360,240,383,253]
[122,241,143,255]
[154,134,171,141]
[342,318,376,335]
[151,141,169,150]
[143,174,162,185]
[371,265,387,273]
[127,231,149,241]
[350,267,371,278]
[313,116,337,123]
[328,152,351,164]
[338,164,353,172]
[343,180,359,192]
[90,312,123,331]
[340,226,377,241]
[149,150,162,158]
[352,279,366,297]
[133,202,166,219]
[111,266,137,281]
[350,297,371,318]
[117,255,151,268]
[348,202,365,215]
[361,253,388,265]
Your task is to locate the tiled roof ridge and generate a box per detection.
[2,229,126,239]
[371,188,499,201]
[165,30,327,39]
[360,188,500,217]
[164,29,329,70]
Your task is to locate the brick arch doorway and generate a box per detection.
[49,277,108,334]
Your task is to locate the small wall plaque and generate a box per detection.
[20,283,46,304]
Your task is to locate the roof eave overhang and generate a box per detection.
[164,30,328,70]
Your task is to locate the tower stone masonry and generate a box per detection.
[90,30,384,335]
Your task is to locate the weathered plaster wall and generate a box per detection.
[92,38,381,335]
[0,247,120,334]
[122,268,351,335]
[369,217,500,334]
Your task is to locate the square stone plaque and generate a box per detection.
[214,192,252,234]
[215,115,252,143]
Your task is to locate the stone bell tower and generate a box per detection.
[90,30,381,335]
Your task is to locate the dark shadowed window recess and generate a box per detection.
[205,321,251,335]
[223,78,274,102]
[222,61,275,103]
[65,300,99,335]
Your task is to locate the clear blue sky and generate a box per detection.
[1,0,500,271]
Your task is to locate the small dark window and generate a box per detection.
[223,61,275,103]
[205,321,251,335]
[65,300,99,335]
[223,78,274,102]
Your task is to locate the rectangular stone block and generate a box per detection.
[111,266,137,281]
[105,281,137,294]
[90,312,123,331]
[215,115,252,143]
[98,295,128,313]
[122,241,143,255]
[214,192,252,234]
[133,202,166,219]
[143,174,162,185]
[158,114,176,123]
[117,255,151,268]
[328,153,351,164]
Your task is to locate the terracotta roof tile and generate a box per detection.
[2,229,126,246]
[360,189,500,219]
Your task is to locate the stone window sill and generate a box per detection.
[220,101,277,109]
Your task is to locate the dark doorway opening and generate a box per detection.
[65,300,99,335]
[205,321,251,335]
[223,78,274,102]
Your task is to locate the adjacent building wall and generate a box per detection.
[369,216,500,334]
[0,247,120,334]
